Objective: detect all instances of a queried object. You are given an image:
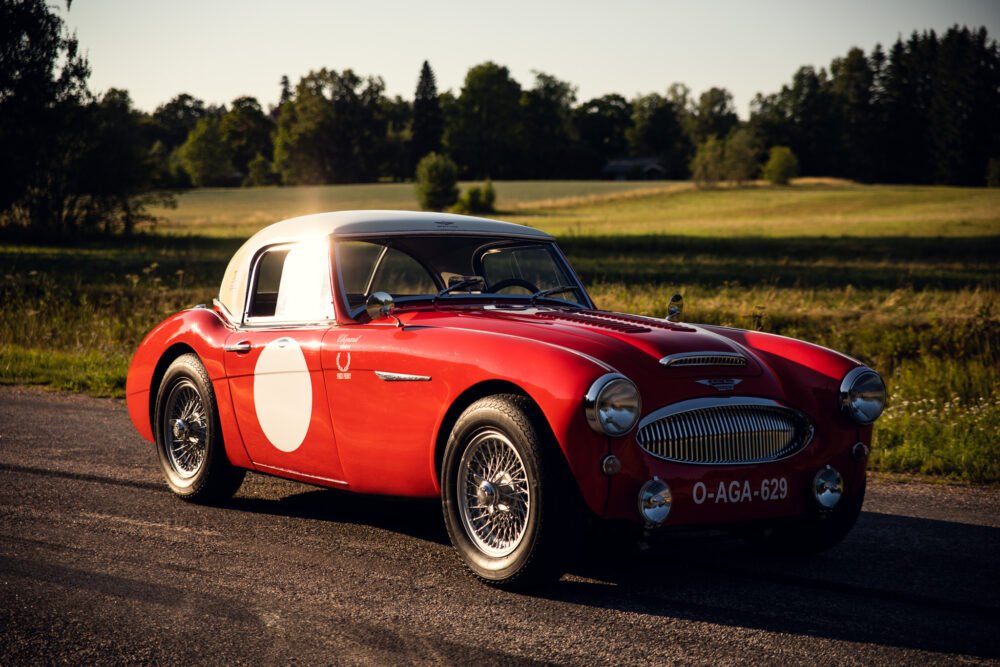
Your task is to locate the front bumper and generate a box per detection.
[604,427,869,526]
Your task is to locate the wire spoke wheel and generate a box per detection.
[457,428,531,558]
[162,379,208,479]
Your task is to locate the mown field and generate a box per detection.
[2,181,998,483]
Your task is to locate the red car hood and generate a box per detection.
[401,306,788,407]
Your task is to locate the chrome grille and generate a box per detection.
[660,352,747,367]
[636,399,812,464]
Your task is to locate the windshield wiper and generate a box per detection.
[433,277,485,305]
[529,285,581,306]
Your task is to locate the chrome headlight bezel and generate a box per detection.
[840,367,887,425]
[585,373,642,436]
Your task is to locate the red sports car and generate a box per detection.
[126,211,886,586]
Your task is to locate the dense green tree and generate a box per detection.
[179,115,234,187]
[379,95,413,181]
[627,93,691,177]
[245,152,278,186]
[986,158,1000,187]
[71,89,172,233]
[453,179,496,214]
[520,71,579,177]
[750,66,839,177]
[689,87,739,143]
[830,47,874,178]
[928,27,1000,184]
[723,127,761,184]
[412,61,443,166]
[0,0,89,215]
[573,94,633,172]
[690,135,726,187]
[415,152,459,210]
[446,62,524,178]
[150,93,207,151]
[273,68,386,184]
[763,146,799,184]
[219,96,274,179]
[1,0,169,236]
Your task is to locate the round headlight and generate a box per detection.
[840,367,886,425]
[585,373,641,436]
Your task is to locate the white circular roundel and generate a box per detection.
[253,337,312,452]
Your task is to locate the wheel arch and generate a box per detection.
[434,380,560,486]
[148,343,199,427]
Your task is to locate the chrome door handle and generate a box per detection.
[224,341,252,353]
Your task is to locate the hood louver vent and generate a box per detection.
[536,312,650,334]
[660,352,747,368]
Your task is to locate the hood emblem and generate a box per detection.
[697,378,742,392]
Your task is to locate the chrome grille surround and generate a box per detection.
[659,351,747,367]
[636,397,814,465]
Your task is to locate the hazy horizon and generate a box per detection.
[63,0,1000,117]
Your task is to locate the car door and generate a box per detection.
[322,241,448,496]
[224,239,347,486]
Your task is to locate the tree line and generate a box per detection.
[2,0,998,237]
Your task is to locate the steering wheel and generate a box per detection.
[490,278,538,293]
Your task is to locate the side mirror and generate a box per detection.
[666,293,684,321]
[366,291,395,321]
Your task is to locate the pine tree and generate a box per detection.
[412,61,444,169]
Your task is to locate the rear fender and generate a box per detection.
[125,308,253,469]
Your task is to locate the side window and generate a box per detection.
[336,241,438,312]
[247,241,333,322]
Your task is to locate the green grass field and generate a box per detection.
[147,181,675,236]
[3,181,998,483]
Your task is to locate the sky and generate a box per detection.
[61,0,1000,118]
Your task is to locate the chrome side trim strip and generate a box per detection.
[375,371,432,382]
[254,463,349,487]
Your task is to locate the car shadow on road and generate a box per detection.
[224,487,451,546]
[543,511,1000,660]
[219,486,1000,659]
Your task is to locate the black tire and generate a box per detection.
[755,476,866,554]
[153,353,245,503]
[441,394,581,587]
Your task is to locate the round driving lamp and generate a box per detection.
[813,465,844,509]
[840,367,887,425]
[585,374,641,436]
[638,477,672,525]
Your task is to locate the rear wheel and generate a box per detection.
[442,395,580,587]
[154,353,245,502]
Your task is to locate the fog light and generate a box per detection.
[813,465,843,509]
[638,477,672,525]
[852,442,870,461]
[601,454,622,475]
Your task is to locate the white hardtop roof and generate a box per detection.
[218,210,553,319]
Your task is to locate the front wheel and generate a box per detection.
[441,395,580,587]
[153,353,245,503]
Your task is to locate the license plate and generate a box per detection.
[691,477,789,505]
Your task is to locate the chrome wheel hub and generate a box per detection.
[171,418,190,441]
[162,380,208,479]
[457,429,531,558]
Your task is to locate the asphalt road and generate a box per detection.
[1,385,999,665]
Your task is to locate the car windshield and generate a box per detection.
[334,236,587,315]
